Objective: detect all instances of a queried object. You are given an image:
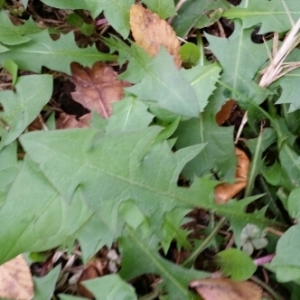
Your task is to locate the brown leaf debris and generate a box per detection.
[0,255,34,300]
[214,147,250,204]
[190,278,262,300]
[56,112,90,129]
[71,62,130,119]
[130,4,182,68]
[215,99,236,125]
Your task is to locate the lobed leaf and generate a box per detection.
[0,75,53,149]
[40,0,134,38]
[0,31,116,74]
[223,0,300,34]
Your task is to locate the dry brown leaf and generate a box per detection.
[71,62,130,119]
[0,255,34,300]
[190,278,262,300]
[56,112,90,129]
[130,4,182,68]
[215,99,236,125]
[214,147,250,204]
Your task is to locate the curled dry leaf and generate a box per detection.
[0,255,34,300]
[56,112,90,129]
[215,147,250,204]
[215,99,236,125]
[190,278,262,300]
[71,62,130,119]
[130,4,182,68]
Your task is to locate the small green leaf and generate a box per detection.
[216,248,257,280]
[172,0,229,37]
[82,275,137,300]
[206,21,269,105]
[67,13,84,27]
[4,59,18,85]
[33,265,61,300]
[179,42,200,67]
[142,0,176,19]
[0,74,52,149]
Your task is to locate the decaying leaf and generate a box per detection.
[215,147,250,204]
[71,62,130,119]
[56,112,90,129]
[190,278,262,300]
[130,4,182,68]
[216,99,236,125]
[0,255,34,300]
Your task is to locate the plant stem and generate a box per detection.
[251,276,285,300]
[138,290,159,300]
[182,217,227,267]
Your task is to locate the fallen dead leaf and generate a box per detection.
[71,62,130,119]
[56,112,90,129]
[190,278,262,300]
[214,147,250,204]
[215,99,236,125]
[0,255,34,300]
[130,4,182,68]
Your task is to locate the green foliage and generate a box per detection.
[0,75,52,149]
[223,0,300,33]
[216,248,257,280]
[40,0,134,38]
[142,0,176,19]
[1,0,300,298]
[33,265,61,300]
[172,0,229,37]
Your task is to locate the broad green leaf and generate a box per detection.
[0,10,41,45]
[81,275,137,300]
[0,31,116,74]
[205,21,268,105]
[0,158,94,264]
[19,126,273,244]
[0,74,52,149]
[223,0,300,33]
[105,37,200,117]
[119,225,208,300]
[33,265,61,300]
[40,0,134,38]
[0,142,21,208]
[106,96,154,133]
[142,0,176,19]
[216,248,257,280]
[272,223,300,282]
[172,0,229,37]
[180,63,221,112]
[245,128,276,197]
[175,112,236,181]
